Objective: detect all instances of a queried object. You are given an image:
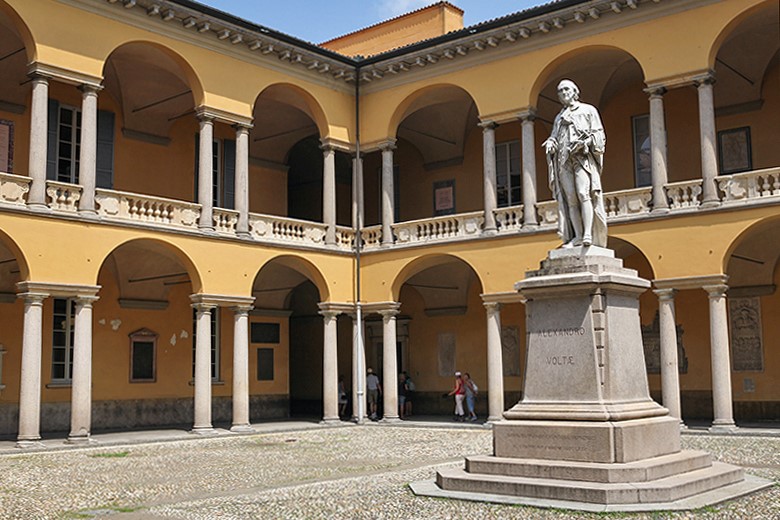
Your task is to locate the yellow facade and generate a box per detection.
[0,0,777,439]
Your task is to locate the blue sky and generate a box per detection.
[198,1,547,43]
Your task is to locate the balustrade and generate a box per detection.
[213,208,239,235]
[95,189,200,229]
[719,167,780,204]
[494,205,524,233]
[666,180,703,210]
[0,173,30,207]
[392,211,484,244]
[603,187,652,219]
[46,181,81,213]
[249,213,328,246]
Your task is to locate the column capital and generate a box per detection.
[378,139,397,152]
[17,292,47,305]
[481,291,524,305]
[74,295,100,306]
[652,288,677,301]
[693,72,716,88]
[195,105,252,126]
[190,293,254,308]
[231,305,254,315]
[479,119,498,131]
[232,122,254,133]
[78,83,103,95]
[643,85,667,98]
[318,301,353,315]
[703,284,729,298]
[191,302,217,313]
[318,309,340,320]
[517,108,537,122]
[483,301,502,314]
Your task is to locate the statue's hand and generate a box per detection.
[543,138,557,155]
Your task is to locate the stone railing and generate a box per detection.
[335,226,355,251]
[665,179,702,210]
[248,213,327,247]
[0,173,30,207]
[360,225,383,250]
[536,200,559,228]
[392,211,484,244]
[46,181,82,213]
[604,187,652,219]
[719,167,780,204]
[213,208,239,235]
[494,205,524,233]
[95,189,201,229]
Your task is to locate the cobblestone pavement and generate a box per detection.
[0,425,777,519]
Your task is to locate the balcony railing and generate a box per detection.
[0,168,769,253]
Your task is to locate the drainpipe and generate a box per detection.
[354,64,366,423]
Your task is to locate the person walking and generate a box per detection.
[398,372,407,420]
[447,371,466,422]
[463,372,479,422]
[403,372,415,417]
[366,368,382,420]
[338,374,348,419]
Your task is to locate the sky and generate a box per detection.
[196,1,548,44]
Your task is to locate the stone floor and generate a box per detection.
[0,421,778,519]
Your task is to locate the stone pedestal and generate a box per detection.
[413,247,770,511]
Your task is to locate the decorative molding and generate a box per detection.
[481,291,525,304]
[190,293,255,307]
[28,62,103,88]
[15,282,101,298]
[653,275,728,291]
[196,105,253,127]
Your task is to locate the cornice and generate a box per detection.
[16,282,101,297]
[28,62,103,88]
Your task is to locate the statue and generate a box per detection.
[543,79,608,248]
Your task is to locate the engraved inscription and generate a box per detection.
[531,327,585,337]
[546,355,574,366]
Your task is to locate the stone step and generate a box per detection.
[437,462,744,505]
[465,450,712,483]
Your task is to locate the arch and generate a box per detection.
[0,227,29,281]
[608,236,656,281]
[387,83,482,139]
[95,237,203,293]
[722,214,780,276]
[529,45,647,108]
[391,253,484,302]
[254,83,330,139]
[706,0,778,69]
[0,1,36,62]
[101,40,205,107]
[251,254,330,304]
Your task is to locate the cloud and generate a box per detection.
[378,0,432,18]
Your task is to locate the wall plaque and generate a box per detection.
[641,311,687,373]
[501,326,521,376]
[437,332,456,376]
[729,297,763,371]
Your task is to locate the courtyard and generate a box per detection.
[0,422,777,519]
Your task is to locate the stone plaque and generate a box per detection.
[641,312,687,374]
[501,326,521,376]
[437,332,455,377]
[729,297,763,371]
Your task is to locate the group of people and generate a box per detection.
[447,371,479,422]
[337,368,415,421]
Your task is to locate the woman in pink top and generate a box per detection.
[447,371,466,422]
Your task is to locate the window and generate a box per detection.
[496,141,521,207]
[632,115,651,188]
[192,308,220,381]
[251,322,280,344]
[194,137,236,209]
[257,348,274,381]
[52,298,76,382]
[129,329,157,382]
[56,105,82,184]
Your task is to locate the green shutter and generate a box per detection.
[46,99,59,180]
[96,110,114,189]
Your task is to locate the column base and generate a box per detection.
[16,439,44,449]
[198,226,216,234]
[190,426,218,436]
[650,207,670,215]
[522,222,539,229]
[380,416,401,424]
[482,227,498,236]
[27,203,51,213]
[236,231,251,239]
[708,423,738,434]
[320,416,342,425]
[487,415,504,423]
[78,209,99,219]
[700,200,721,209]
[230,425,256,433]
[66,435,96,445]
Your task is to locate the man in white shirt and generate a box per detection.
[366,368,382,420]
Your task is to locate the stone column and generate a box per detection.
[68,295,99,443]
[485,302,505,422]
[27,75,49,209]
[78,85,100,216]
[520,111,538,227]
[380,308,400,422]
[192,303,216,434]
[654,288,682,423]
[198,115,215,230]
[647,87,670,213]
[17,292,47,446]
[321,144,336,245]
[704,284,737,432]
[380,141,396,245]
[231,305,253,432]
[696,76,719,207]
[234,124,251,237]
[351,315,366,422]
[481,121,498,235]
[321,310,340,423]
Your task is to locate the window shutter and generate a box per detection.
[222,139,236,210]
[96,110,115,189]
[46,99,59,180]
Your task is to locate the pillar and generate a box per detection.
[485,302,504,422]
[231,305,253,432]
[322,144,336,245]
[648,87,670,213]
[654,288,682,423]
[704,284,737,432]
[27,75,49,209]
[235,124,251,237]
[481,121,498,235]
[68,295,99,443]
[380,141,396,245]
[520,111,538,227]
[17,292,46,446]
[192,302,216,434]
[696,76,719,207]
[197,115,215,230]
[351,315,366,422]
[351,154,365,231]
[78,85,100,216]
[380,309,399,421]
[321,310,340,423]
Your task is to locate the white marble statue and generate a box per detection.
[543,79,607,248]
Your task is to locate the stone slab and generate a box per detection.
[410,474,773,513]
[493,416,680,463]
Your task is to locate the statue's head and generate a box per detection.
[557,79,580,105]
